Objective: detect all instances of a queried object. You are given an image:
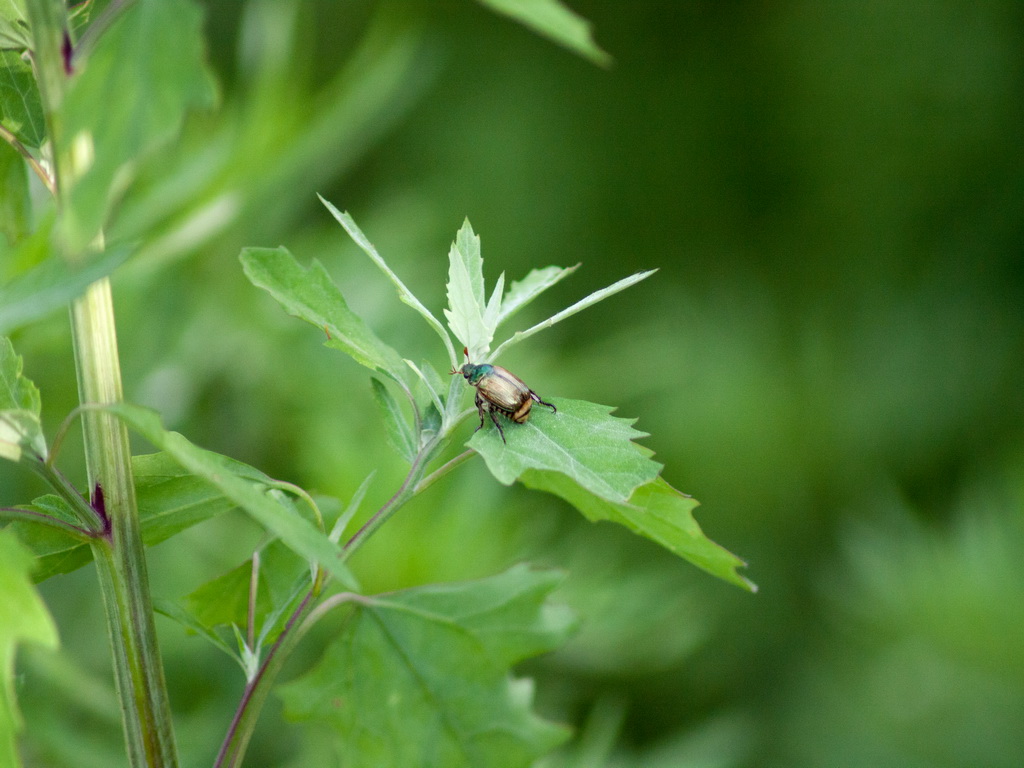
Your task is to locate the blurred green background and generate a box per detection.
[6,1,1024,765]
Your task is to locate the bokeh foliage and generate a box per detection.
[3,0,1023,765]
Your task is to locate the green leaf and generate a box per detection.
[164,540,311,667]
[106,402,358,590]
[491,269,656,361]
[0,142,29,245]
[0,335,43,461]
[371,377,416,462]
[0,49,42,147]
[0,0,30,50]
[0,530,58,767]
[2,495,89,581]
[279,565,574,768]
[444,219,498,361]
[524,473,756,592]
[469,398,661,504]
[319,197,459,365]
[498,264,578,326]
[0,245,133,335]
[58,0,216,252]
[10,452,243,581]
[240,246,408,385]
[475,0,612,67]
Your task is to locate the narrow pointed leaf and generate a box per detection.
[498,265,577,326]
[476,0,612,67]
[107,403,358,590]
[0,530,58,767]
[469,398,661,504]
[491,269,655,361]
[279,565,574,768]
[241,246,407,384]
[320,197,458,364]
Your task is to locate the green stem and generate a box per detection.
[215,434,446,766]
[72,280,179,767]
[24,1,179,763]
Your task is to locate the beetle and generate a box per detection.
[451,356,556,444]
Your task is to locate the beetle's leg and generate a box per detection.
[489,409,507,443]
[531,391,557,414]
[473,393,487,433]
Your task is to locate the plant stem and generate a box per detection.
[72,279,179,767]
[24,1,179,762]
[215,434,446,766]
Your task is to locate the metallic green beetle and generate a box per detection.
[452,360,556,443]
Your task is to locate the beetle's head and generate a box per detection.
[451,347,472,377]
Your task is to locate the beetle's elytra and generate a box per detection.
[452,361,556,444]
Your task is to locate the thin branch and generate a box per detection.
[0,505,96,539]
[0,123,55,195]
[414,449,475,495]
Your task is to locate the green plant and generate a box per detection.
[0,2,753,767]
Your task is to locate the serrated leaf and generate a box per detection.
[0,245,133,335]
[58,0,216,252]
[0,335,43,461]
[319,198,459,365]
[240,246,408,385]
[444,219,495,360]
[107,403,358,590]
[371,377,415,462]
[524,473,756,592]
[469,397,661,504]
[498,265,577,326]
[491,269,656,361]
[279,565,574,768]
[0,530,58,767]
[476,0,611,67]
[0,49,43,147]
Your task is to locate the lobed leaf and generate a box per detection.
[475,0,612,67]
[0,530,58,767]
[279,565,574,768]
[240,246,408,384]
[469,397,661,504]
[523,473,756,592]
[444,219,495,360]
